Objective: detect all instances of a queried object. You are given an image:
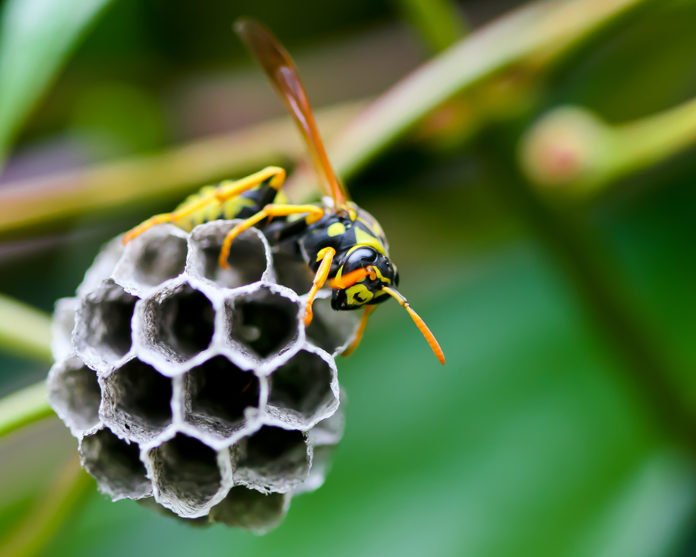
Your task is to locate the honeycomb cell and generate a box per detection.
[148,433,225,517]
[138,498,211,526]
[266,349,338,429]
[209,486,289,533]
[187,221,270,289]
[296,444,335,494]
[80,428,151,499]
[74,281,137,371]
[76,237,124,296]
[183,355,260,442]
[233,426,310,493]
[114,225,188,295]
[307,399,345,447]
[271,250,313,295]
[51,297,77,361]
[101,359,173,442]
[138,282,215,367]
[305,292,359,356]
[225,285,301,361]
[50,221,348,530]
[47,358,101,435]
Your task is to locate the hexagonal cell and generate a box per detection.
[266,349,338,429]
[187,221,269,289]
[183,355,260,441]
[51,297,77,361]
[114,225,187,294]
[74,281,137,370]
[138,497,210,526]
[305,292,360,356]
[47,358,101,435]
[209,486,289,533]
[271,250,313,295]
[296,445,335,494]
[77,237,124,296]
[233,426,310,493]
[148,433,224,517]
[80,428,151,500]
[307,401,345,447]
[139,283,215,365]
[225,285,301,361]
[101,358,173,441]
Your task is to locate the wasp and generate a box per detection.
[123,19,444,365]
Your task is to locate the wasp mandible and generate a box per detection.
[123,18,445,365]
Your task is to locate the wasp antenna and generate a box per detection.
[381,286,445,365]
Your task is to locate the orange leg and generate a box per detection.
[303,247,336,327]
[341,305,376,358]
[122,166,286,244]
[218,203,325,268]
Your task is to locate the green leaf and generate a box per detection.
[38,244,696,557]
[0,0,113,166]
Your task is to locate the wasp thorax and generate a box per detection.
[48,220,359,532]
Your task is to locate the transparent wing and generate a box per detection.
[235,18,349,206]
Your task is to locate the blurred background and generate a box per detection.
[1,0,696,555]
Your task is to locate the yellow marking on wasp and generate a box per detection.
[357,216,384,239]
[367,264,391,285]
[327,222,346,237]
[346,283,373,306]
[351,228,387,255]
[122,166,286,243]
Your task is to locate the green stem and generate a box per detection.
[0,101,363,236]
[395,0,469,53]
[327,0,650,181]
[520,97,696,194]
[609,96,696,184]
[0,457,92,557]
[0,0,651,232]
[0,381,53,439]
[0,294,52,362]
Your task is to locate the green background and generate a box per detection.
[1,1,695,556]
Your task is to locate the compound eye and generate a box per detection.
[345,247,377,271]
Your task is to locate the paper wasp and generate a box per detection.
[123,19,444,365]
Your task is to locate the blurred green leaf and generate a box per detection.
[0,0,113,166]
[38,243,695,557]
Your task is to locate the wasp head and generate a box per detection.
[329,247,399,310]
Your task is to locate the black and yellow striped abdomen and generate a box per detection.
[173,179,284,232]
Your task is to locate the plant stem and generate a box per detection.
[0,381,53,439]
[519,97,696,194]
[395,0,469,53]
[0,456,92,557]
[0,294,52,362]
[325,0,651,182]
[0,0,651,233]
[609,96,696,186]
[0,101,363,236]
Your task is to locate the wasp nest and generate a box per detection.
[48,221,357,532]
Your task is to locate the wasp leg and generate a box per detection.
[122,166,286,244]
[218,203,325,268]
[303,247,336,327]
[341,305,376,358]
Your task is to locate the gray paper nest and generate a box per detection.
[47,221,358,533]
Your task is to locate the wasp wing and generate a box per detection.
[235,18,349,207]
